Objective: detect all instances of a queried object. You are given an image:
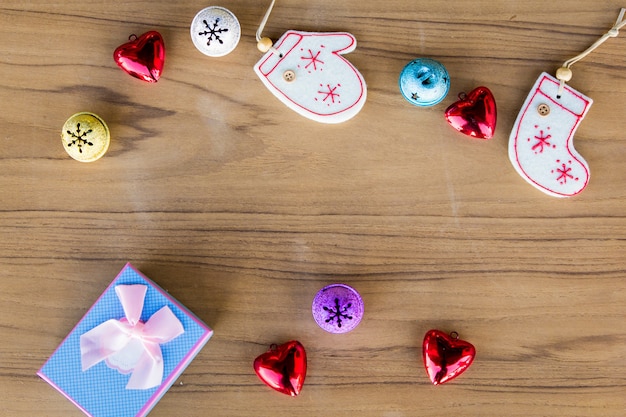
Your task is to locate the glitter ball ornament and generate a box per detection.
[399,58,450,107]
[61,112,110,162]
[190,6,241,57]
[312,283,364,334]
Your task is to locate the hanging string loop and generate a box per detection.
[256,0,282,56]
[556,8,626,97]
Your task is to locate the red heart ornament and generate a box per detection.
[422,329,475,385]
[253,341,307,396]
[444,86,497,139]
[113,31,165,83]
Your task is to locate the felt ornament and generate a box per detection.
[254,0,367,123]
[509,73,591,196]
[509,9,626,197]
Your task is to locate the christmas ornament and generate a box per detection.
[312,283,364,334]
[190,6,241,57]
[422,329,475,385]
[253,341,307,396]
[61,112,110,162]
[444,86,497,139]
[399,58,450,107]
[509,8,626,197]
[254,0,367,123]
[113,31,165,83]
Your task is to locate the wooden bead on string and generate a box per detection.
[556,67,573,82]
[257,37,273,53]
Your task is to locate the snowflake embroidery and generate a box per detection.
[300,49,324,71]
[66,123,93,153]
[551,159,579,185]
[528,126,555,154]
[198,18,228,46]
[316,83,341,105]
[323,298,353,328]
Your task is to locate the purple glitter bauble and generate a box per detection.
[312,284,364,334]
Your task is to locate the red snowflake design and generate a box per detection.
[316,83,341,105]
[300,48,325,71]
[527,125,555,154]
[551,159,579,185]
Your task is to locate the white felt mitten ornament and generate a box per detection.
[508,9,626,197]
[254,1,366,123]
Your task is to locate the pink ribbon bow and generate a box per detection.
[80,284,184,389]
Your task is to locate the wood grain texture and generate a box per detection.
[1,0,625,416]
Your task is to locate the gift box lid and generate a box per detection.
[38,263,213,417]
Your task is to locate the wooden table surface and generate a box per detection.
[1,1,625,416]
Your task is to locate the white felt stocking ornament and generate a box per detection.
[254,0,367,124]
[509,73,592,197]
[509,9,626,197]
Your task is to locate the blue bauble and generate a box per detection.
[399,58,450,107]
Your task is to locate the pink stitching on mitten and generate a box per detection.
[254,31,367,124]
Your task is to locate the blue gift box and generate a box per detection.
[38,263,213,417]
